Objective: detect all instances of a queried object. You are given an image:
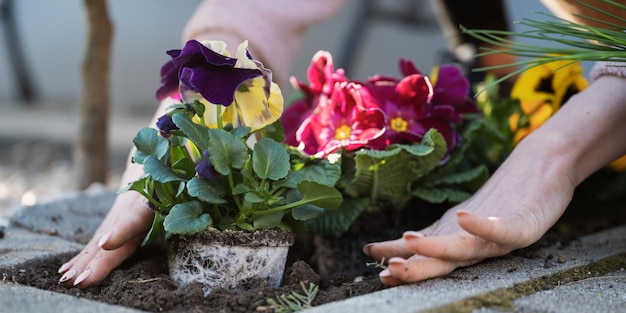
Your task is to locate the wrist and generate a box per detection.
[515,128,580,185]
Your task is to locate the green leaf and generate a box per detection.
[253,211,283,229]
[171,157,196,180]
[144,156,184,183]
[252,138,290,180]
[208,128,249,175]
[186,177,226,204]
[427,165,489,190]
[118,176,148,194]
[163,201,212,234]
[132,128,168,164]
[141,211,166,246]
[297,181,343,209]
[411,187,472,204]
[296,157,342,187]
[231,126,251,140]
[259,119,285,142]
[190,100,205,117]
[272,171,302,190]
[292,204,324,221]
[345,129,447,207]
[236,222,255,232]
[175,181,186,197]
[305,197,369,237]
[172,113,211,152]
[244,192,266,203]
[153,181,177,209]
[232,183,254,195]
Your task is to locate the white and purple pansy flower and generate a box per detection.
[156,39,283,131]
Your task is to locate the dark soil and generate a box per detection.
[3,192,626,313]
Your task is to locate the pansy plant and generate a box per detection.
[123,40,342,244]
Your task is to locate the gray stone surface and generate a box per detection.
[9,191,115,244]
[0,284,146,313]
[0,226,82,269]
[302,225,626,313]
[508,269,626,313]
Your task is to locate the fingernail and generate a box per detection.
[73,269,92,286]
[379,269,391,278]
[456,210,470,217]
[58,262,72,274]
[362,243,373,255]
[403,231,424,240]
[388,257,407,266]
[98,231,112,247]
[58,269,77,283]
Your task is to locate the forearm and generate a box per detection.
[182,0,345,85]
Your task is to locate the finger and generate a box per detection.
[58,241,104,287]
[402,230,509,261]
[59,197,151,287]
[378,269,405,286]
[457,210,541,248]
[363,238,413,262]
[96,191,153,250]
[73,236,143,288]
[385,256,460,285]
[99,207,153,250]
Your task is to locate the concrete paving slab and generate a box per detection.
[474,267,626,313]
[0,283,146,313]
[9,191,115,244]
[0,226,82,269]
[507,269,626,313]
[302,225,626,313]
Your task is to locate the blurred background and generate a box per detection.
[0,0,558,222]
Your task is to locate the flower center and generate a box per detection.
[334,124,352,140]
[390,117,408,132]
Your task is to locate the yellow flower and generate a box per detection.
[219,79,284,131]
[509,60,588,143]
[609,155,626,172]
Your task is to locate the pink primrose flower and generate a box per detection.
[296,82,386,157]
[282,51,347,147]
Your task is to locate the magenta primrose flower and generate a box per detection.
[424,64,480,153]
[365,71,433,149]
[368,61,479,155]
[282,52,477,160]
[296,82,385,157]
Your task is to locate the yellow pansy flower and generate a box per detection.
[509,60,588,143]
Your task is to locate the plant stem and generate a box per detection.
[216,105,223,129]
[227,173,243,210]
[251,199,307,216]
[135,189,163,210]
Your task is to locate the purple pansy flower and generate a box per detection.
[156,114,178,138]
[155,39,261,106]
[195,150,220,180]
